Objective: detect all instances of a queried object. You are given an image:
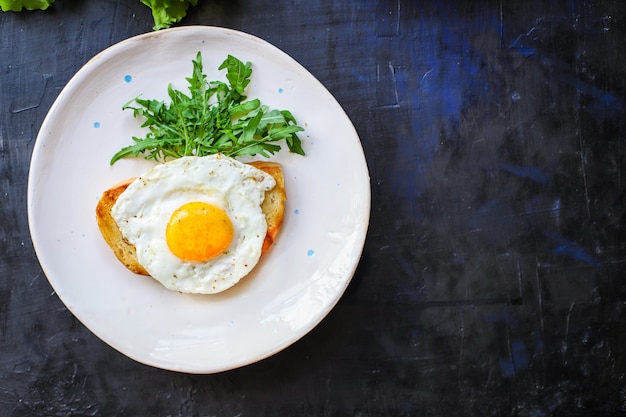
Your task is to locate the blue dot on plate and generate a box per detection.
[93,122,101,128]
[294,209,299,215]
[307,249,315,257]
[124,75,133,83]
[278,87,284,94]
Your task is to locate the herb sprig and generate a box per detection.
[110,52,305,165]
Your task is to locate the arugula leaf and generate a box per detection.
[218,55,252,97]
[0,0,54,11]
[111,52,305,165]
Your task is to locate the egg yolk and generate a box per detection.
[166,202,234,262]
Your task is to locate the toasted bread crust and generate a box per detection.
[95,178,150,275]
[247,161,286,253]
[95,161,286,276]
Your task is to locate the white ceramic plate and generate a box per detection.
[28,26,370,373]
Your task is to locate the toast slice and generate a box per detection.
[95,161,286,276]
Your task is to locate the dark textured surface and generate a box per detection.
[2,0,626,415]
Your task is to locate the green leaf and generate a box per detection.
[1,0,197,33]
[139,0,198,31]
[218,55,252,97]
[0,0,54,11]
[112,52,305,165]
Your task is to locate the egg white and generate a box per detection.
[111,154,276,294]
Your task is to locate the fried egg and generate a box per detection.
[110,154,276,294]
